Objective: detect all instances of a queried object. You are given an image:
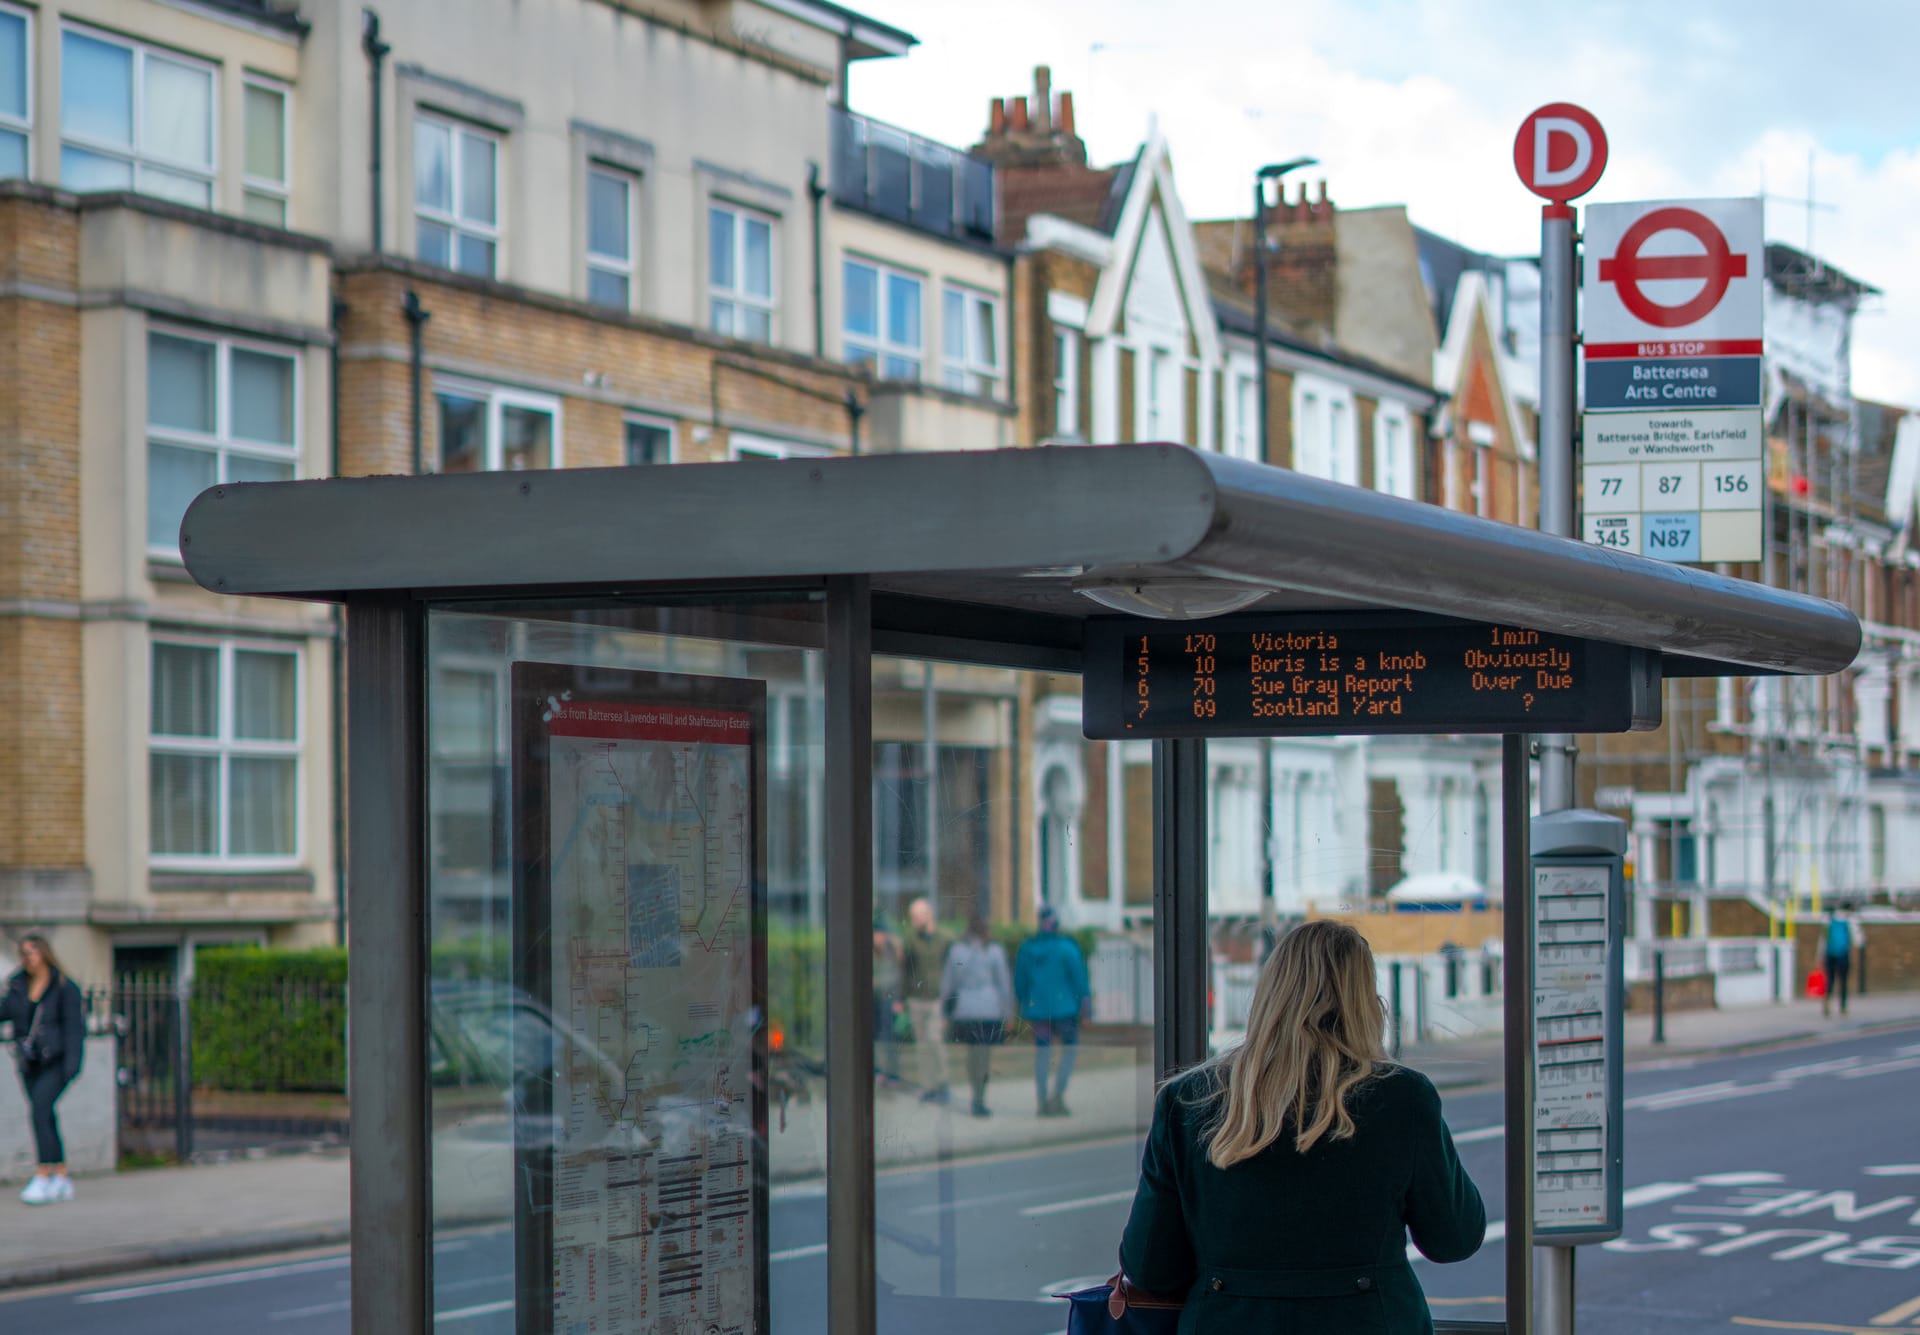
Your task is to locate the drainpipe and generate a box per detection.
[362,10,390,254]
[844,388,864,456]
[403,290,430,473]
[330,298,348,946]
[1004,251,1017,416]
[809,163,827,359]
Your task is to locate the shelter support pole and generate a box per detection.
[1504,733,1536,1335]
[1153,738,1208,1080]
[825,577,876,1335]
[346,600,429,1335]
[1537,203,1578,1333]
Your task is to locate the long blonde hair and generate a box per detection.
[1197,920,1387,1168]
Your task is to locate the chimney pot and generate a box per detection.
[1316,179,1328,204]
[1035,66,1053,133]
[1011,97,1030,131]
[989,97,1007,136]
[1058,90,1076,134]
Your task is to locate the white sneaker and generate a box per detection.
[49,1176,73,1202]
[19,1175,51,1205]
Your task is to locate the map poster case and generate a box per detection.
[510,662,768,1335]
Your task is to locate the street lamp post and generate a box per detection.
[1252,156,1316,949]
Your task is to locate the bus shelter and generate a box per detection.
[182,445,1858,1335]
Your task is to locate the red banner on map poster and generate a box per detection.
[545,699,751,745]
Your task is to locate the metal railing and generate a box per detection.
[109,970,349,1161]
[830,108,994,244]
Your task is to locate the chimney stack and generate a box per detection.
[971,66,1090,171]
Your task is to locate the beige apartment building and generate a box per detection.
[0,0,1023,980]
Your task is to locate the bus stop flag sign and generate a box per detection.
[1581,198,1765,563]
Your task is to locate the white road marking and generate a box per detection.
[1022,1189,1138,1218]
[270,1299,351,1321]
[435,1299,514,1322]
[771,1243,829,1262]
[910,1178,1116,1216]
[1773,1056,1863,1079]
[1840,1057,1920,1080]
[1454,1125,1505,1143]
[1694,1172,1787,1187]
[1863,1164,1920,1177]
[76,1257,351,1303]
[1624,1181,1700,1209]
[1628,1080,1795,1110]
[771,1181,827,1201]
[1408,1182,1695,1263]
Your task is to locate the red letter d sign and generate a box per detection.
[1514,103,1607,204]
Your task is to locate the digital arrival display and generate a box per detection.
[1082,613,1660,740]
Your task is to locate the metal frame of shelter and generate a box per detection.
[181,445,1859,1335]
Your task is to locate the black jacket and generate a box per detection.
[1120,1064,1485,1334]
[2,970,86,1083]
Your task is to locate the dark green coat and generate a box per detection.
[1119,1064,1485,1334]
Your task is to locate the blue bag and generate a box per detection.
[1059,1274,1183,1335]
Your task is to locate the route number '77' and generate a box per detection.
[1600,477,1621,495]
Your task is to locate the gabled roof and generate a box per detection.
[1082,131,1218,364]
[1432,269,1535,457]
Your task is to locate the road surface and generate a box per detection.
[6,1023,1917,1334]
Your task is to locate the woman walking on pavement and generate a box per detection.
[4,934,87,1205]
[1119,920,1484,1333]
[941,915,1013,1119]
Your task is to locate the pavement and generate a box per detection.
[2,989,1916,1295]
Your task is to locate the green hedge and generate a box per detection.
[188,922,1101,1092]
[191,947,348,1093]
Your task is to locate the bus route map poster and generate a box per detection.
[511,662,768,1335]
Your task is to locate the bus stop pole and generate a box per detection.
[1503,734,1536,1335]
[1152,739,1209,1080]
[1537,200,1579,1335]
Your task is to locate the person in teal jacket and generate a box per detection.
[1120,920,1485,1334]
[1014,906,1090,1116]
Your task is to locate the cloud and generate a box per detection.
[848,0,1918,404]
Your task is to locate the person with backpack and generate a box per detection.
[1823,904,1856,1018]
[1015,905,1090,1116]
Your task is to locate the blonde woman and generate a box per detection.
[1119,920,1484,1332]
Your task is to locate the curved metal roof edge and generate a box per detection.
[178,445,1859,679]
[1184,453,1860,676]
[179,446,1221,597]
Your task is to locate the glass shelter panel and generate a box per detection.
[866,658,1159,1332]
[426,595,826,1335]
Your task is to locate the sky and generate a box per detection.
[846,0,1920,406]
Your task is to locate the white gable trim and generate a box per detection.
[1433,270,1535,460]
[1085,131,1221,364]
[1025,214,1115,267]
